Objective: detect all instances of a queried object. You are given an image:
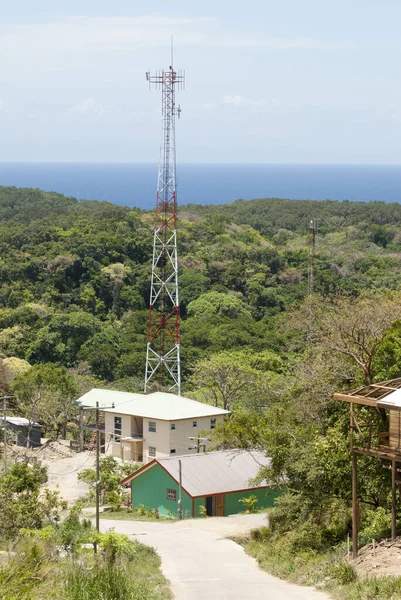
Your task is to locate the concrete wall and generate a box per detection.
[131,463,192,517]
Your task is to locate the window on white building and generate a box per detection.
[148,446,156,457]
[192,421,197,427]
[114,416,122,441]
[170,423,176,430]
[166,489,176,500]
[210,418,216,429]
[170,449,176,454]
[148,421,156,432]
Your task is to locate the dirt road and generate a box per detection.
[42,451,94,504]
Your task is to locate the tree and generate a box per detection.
[101,262,131,315]
[78,456,139,505]
[286,292,401,385]
[12,363,78,438]
[189,349,283,412]
[0,462,66,540]
[187,291,252,320]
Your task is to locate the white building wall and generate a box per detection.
[103,413,226,463]
[143,418,170,463]
[169,415,225,456]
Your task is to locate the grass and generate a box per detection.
[99,509,176,522]
[242,534,401,600]
[0,533,172,600]
[60,542,171,600]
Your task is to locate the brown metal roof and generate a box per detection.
[333,378,401,407]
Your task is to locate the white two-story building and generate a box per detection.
[77,388,229,463]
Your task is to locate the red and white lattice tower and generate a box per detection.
[144,62,184,395]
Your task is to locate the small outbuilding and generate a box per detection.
[0,417,41,448]
[121,450,280,518]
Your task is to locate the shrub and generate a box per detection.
[360,507,392,545]
[250,526,271,542]
[329,562,357,585]
[239,495,259,513]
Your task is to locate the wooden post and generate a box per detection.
[392,459,397,540]
[352,451,359,557]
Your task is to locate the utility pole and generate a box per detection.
[2,396,13,473]
[188,435,208,454]
[95,401,100,544]
[79,405,84,452]
[144,55,185,395]
[178,459,183,519]
[80,400,114,554]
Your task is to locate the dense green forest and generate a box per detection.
[4,185,401,597]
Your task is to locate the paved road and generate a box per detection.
[101,515,329,600]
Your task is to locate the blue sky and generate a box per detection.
[1,1,400,163]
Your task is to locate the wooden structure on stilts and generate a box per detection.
[334,378,401,556]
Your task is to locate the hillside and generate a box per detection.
[0,186,400,390]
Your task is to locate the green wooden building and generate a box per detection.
[121,450,280,518]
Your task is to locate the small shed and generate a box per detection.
[121,450,280,518]
[0,417,41,448]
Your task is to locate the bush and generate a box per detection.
[329,562,357,585]
[250,526,271,542]
[239,495,259,513]
[359,507,392,546]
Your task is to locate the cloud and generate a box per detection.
[223,95,265,107]
[69,97,104,117]
[0,15,343,64]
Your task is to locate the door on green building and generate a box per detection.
[205,494,225,516]
[215,493,225,516]
[206,496,215,516]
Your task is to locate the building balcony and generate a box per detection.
[120,433,144,443]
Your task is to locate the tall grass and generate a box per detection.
[62,563,151,600]
[244,535,401,600]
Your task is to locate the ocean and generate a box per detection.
[0,162,400,209]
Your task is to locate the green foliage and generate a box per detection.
[238,495,259,513]
[330,562,357,585]
[0,462,66,540]
[359,507,392,545]
[0,528,171,600]
[11,362,78,438]
[78,456,138,506]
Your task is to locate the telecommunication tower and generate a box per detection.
[144,59,185,395]
[308,218,318,299]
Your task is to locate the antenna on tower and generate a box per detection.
[144,52,185,395]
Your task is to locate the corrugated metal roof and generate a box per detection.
[77,388,229,421]
[156,450,271,497]
[0,417,41,427]
[377,388,401,410]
